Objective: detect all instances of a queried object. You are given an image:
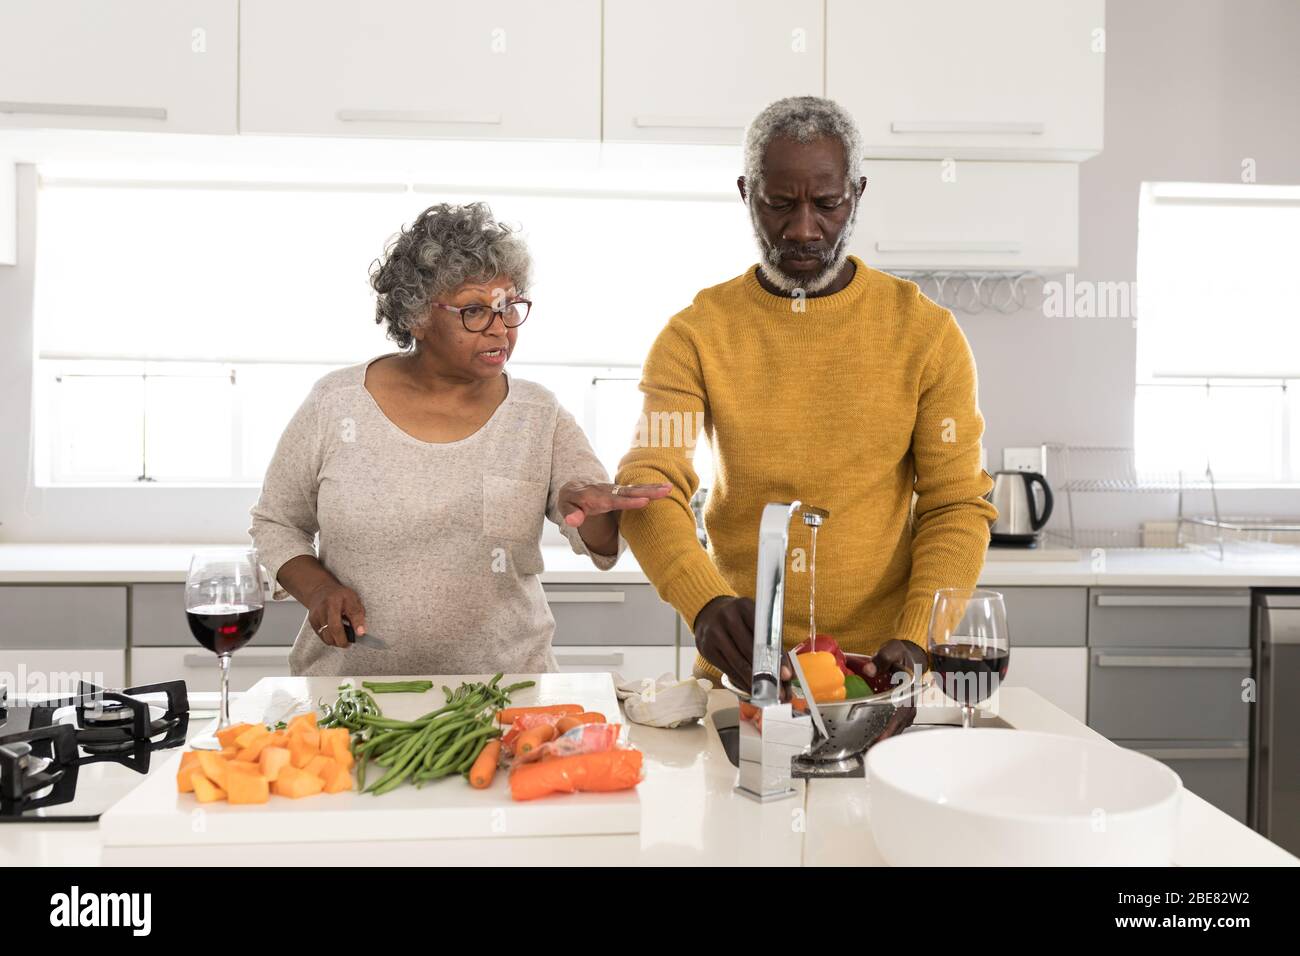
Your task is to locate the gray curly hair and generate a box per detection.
[370,202,532,349]
[742,96,864,196]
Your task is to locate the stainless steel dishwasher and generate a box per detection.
[1251,591,1300,855]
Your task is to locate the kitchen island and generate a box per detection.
[2,683,1294,867]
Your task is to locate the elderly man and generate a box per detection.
[616,96,997,709]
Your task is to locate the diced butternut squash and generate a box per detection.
[226,770,270,805]
[234,724,270,749]
[273,766,325,799]
[303,755,335,780]
[318,761,352,794]
[227,760,262,776]
[235,735,275,762]
[191,771,226,803]
[294,727,321,750]
[289,736,318,769]
[259,746,291,782]
[197,751,230,790]
[266,730,290,748]
[287,712,318,734]
[176,753,202,793]
[216,723,256,749]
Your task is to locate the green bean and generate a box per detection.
[362,679,435,695]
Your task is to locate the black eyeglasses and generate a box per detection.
[432,298,532,333]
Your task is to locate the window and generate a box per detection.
[34,176,749,484]
[1134,182,1300,483]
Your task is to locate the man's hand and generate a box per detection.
[863,639,928,740]
[693,596,755,691]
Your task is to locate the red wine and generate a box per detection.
[931,642,1009,705]
[187,604,263,655]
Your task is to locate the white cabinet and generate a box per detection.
[552,645,675,681]
[1001,647,1087,723]
[603,0,823,145]
[851,160,1078,271]
[0,0,236,133]
[827,0,1104,160]
[239,0,600,140]
[130,646,292,694]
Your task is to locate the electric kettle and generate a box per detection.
[988,470,1054,547]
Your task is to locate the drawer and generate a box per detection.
[1088,588,1250,648]
[1002,646,1086,722]
[552,645,675,680]
[130,646,293,694]
[131,584,304,646]
[0,649,126,694]
[545,584,675,646]
[1116,740,1249,823]
[1088,647,1251,741]
[998,586,1086,646]
[0,585,126,649]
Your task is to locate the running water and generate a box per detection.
[808,522,819,643]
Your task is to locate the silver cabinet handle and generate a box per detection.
[0,101,167,120]
[1094,594,1250,608]
[875,240,1023,254]
[182,650,290,667]
[336,109,502,125]
[1095,654,1252,669]
[1133,747,1249,761]
[632,115,745,130]
[555,652,624,666]
[890,120,1045,135]
[543,591,626,604]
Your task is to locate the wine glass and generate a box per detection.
[185,549,265,750]
[927,588,1010,729]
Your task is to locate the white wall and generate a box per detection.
[961,0,1300,527]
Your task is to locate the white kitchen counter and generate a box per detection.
[1,541,1299,587]
[2,686,1294,867]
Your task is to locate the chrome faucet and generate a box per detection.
[735,500,829,802]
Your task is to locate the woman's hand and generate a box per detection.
[556,481,672,556]
[305,582,368,648]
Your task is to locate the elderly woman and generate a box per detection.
[250,202,669,676]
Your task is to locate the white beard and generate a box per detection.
[750,200,859,296]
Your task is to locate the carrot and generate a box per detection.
[516,724,557,755]
[469,740,502,789]
[509,749,644,801]
[575,711,605,725]
[498,704,583,725]
[555,716,582,735]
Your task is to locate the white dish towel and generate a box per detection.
[613,672,713,728]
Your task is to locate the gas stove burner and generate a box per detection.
[0,678,191,820]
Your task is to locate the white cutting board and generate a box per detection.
[99,673,639,847]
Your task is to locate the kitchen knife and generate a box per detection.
[342,618,388,650]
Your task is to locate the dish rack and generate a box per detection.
[1041,443,1300,560]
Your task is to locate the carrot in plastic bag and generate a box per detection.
[509,748,644,801]
[501,711,567,754]
[516,722,622,764]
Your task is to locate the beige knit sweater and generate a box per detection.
[250,357,618,677]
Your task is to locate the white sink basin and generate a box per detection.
[866,728,1182,866]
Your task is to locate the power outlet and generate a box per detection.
[1002,446,1046,476]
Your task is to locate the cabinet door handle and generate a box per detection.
[0,101,167,121]
[543,591,626,604]
[182,651,290,668]
[890,120,1045,135]
[1132,746,1249,761]
[875,240,1023,254]
[1095,653,1252,669]
[632,114,746,130]
[1094,594,1250,608]
[336,109,502,125]
[555,652,624,666]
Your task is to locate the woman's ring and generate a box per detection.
[318,624,330,633]
[613,484,625,495]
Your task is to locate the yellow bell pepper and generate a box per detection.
[795,651,847,702]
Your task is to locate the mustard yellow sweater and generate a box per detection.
[616,257,996,679]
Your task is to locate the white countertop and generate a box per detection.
[1,541,1299,587]
[2,685,1294,867]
